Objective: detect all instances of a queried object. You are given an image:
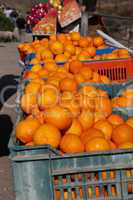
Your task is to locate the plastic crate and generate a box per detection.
[83,57,133,83]
[9,134,133,200]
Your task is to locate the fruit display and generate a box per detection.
[16,79,133,153]
[18,33,131,65]
[11,30,133,200]
[17,32,132,84]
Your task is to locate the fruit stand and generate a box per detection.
[9,23,133,200]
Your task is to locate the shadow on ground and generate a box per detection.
[0,74,19,156]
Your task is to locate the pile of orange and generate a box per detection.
[19,33,131,85]
[23,59,111,84]
[16,80,133,153]
[18,33,130,65]
[112,88,133,108]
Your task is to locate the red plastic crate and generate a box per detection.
[84,57,133,83]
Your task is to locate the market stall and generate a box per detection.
[9,30,133,200]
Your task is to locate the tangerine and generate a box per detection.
[33,123,61,148]
[44,105,72,130]
[60,134,84,153]
[112,124,133,146]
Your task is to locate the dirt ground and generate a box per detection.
[0,157,14,200]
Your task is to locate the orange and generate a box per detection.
[79,66,93,80]
[56,190,76,200]
[70,32,81,41]
[47,77,60,88]
[40,38,49,48]
[93,55,101,60]
[33,123,61,148]
[31,106,45,124]
[97,89,108,98]
[94,119,113,140]
[51,41,64,55]
[101,171,116,180]
[49,34,56,41]
[72,40,79,46]
[41,50,53,60]
[60,134,84,153]
[64,62,70,71]
[79,85,97,97]
[31,64,42,73]
[119,142,133,149]
[16,118,40,143]
[91,72,101,83]
[60,78,78,92]
[81,50,90,57]
[30,57,40,65]
[25,141,34,146]
[38,86,59,110]
[122,88,133,97]
[112,124,133,146]
[75,47,82,55]
[55,54,68,63]
[108,114,124,127]
[95,97,112,117]
[106,53,118,60]
[88,187,100,198]
[78,53,90,61]
[25,82,41,95]
[85,137,110,152]
[57,33,67,43]
[100,75,111,84]
[44,62,57,72]
[37,68,49,79]
[23,71,39,80]
[93,36,104,47]
[65,44,75,55]
[64,51,71,59]
[60,92,80,118]
[79,37,89,48]
[78,109,94,130]
[127,118,133,128]
[94,112,106,122]
[86,47,96,57]
[126,170,133,193]
[44,105,72,130]
[118,49,130,57]
[114,96,133,108]
[81,128,105,144]
[87,36,93,46]
[78,93,95,111]
[44,58,55,63]
[66,119,82,136]
[109,141,117,150]
[74,73,85,84]
[69,60,83,74]
[97,44,107,49]
[21,93,37,114]
[61,100,80,118]
[31,78,45,86]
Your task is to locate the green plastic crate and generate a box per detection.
[9,110,133,200]
[9,137,133,200]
